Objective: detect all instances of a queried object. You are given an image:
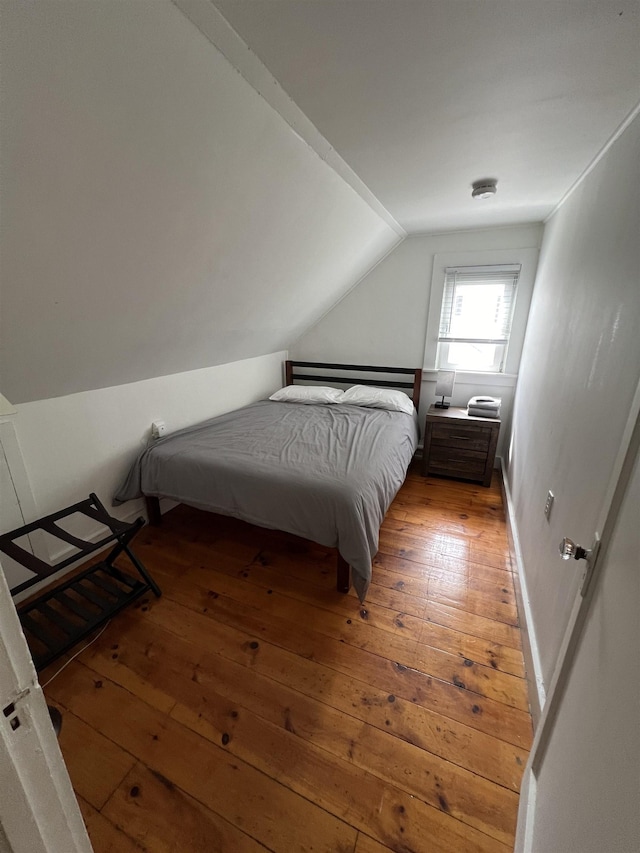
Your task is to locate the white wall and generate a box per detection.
[0,0,399,405]
[506,115,640,688]
[292,224,543,452]
[3,351,285,594]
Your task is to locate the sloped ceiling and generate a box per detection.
[0,1,399,403]
[213,0,640,232]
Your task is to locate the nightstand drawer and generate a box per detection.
[429,446,487,466]
[428,459,488,479]
[432,429,491,453]
[431,430,491,456]
[428,446,488,479]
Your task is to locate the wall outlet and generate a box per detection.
[151,420,166,439]
[544,490,554,520]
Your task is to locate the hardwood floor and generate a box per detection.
[44,465,532,852]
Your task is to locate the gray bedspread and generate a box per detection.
[114,399,418,601]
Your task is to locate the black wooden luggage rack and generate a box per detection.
[0,493,161,672]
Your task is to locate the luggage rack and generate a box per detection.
[0,493,160,672]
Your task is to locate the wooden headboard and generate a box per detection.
[285,360,422,411]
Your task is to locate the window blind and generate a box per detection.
[438,264,521,346]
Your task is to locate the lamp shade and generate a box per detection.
[435,370,455,398]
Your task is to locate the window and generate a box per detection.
[436,265,521,373]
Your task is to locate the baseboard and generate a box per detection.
[499,460,545,727]
[514,762,537,853]
[158,497,179,515]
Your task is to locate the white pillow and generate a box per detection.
[269,385,344,405]
[341,385,414,415]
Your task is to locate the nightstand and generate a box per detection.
[421,405,500,487]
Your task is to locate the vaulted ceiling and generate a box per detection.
[212,0,640,232]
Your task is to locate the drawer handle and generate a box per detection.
[450,435,471,440]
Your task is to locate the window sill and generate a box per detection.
[422,370,517,388]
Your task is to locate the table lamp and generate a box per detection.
[434,370,455,409]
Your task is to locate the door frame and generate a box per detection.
[0,419,50,564]
[515,375,640,850]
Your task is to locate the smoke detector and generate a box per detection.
[471,178,498,199]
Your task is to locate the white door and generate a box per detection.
[0,560,92,852]
[516,391,640,851]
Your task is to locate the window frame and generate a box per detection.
[436,264,521,373]
[423,247,539,379]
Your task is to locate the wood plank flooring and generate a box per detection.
[44,465,532,853]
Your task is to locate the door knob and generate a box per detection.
[559,538,590,561]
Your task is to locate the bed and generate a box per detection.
[114,361,422,602]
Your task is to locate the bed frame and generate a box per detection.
[146,360,422,595]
